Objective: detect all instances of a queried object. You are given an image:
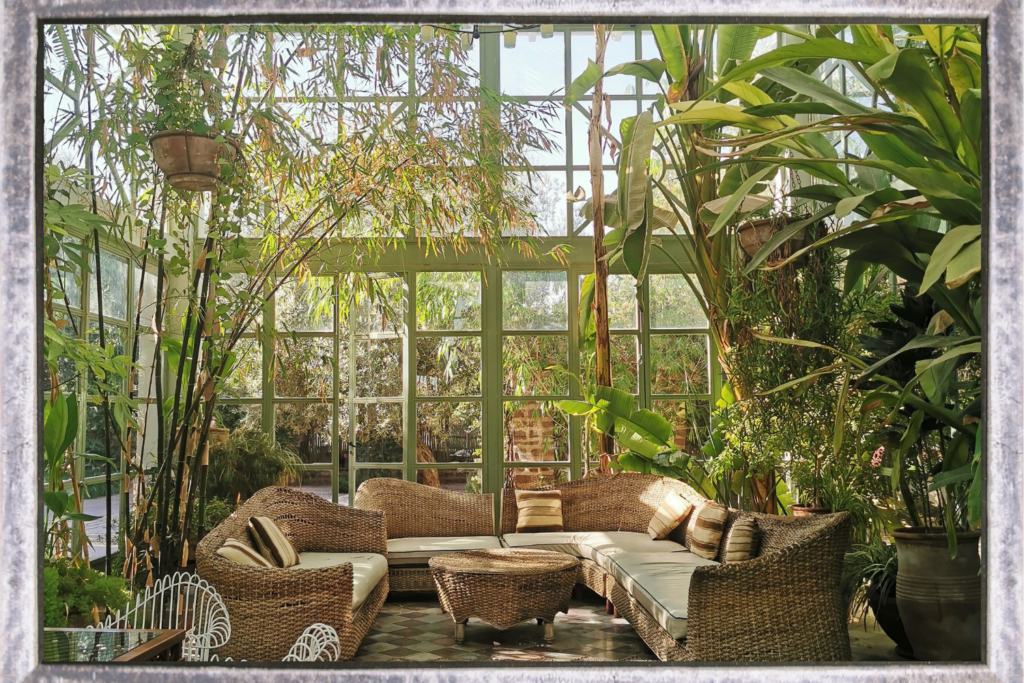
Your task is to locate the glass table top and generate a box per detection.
[43,628,169,663]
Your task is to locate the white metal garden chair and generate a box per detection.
[97,571,340,662]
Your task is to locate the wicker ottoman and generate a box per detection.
[429,548,581,643]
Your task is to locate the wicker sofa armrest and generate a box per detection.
[683,512,852,662]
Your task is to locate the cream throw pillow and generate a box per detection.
[249,516,300,568]
[216,538,273,568]
[648,492,694,540]
[687,501,729,560]
[515,490,564,532]
[722,517,758,563]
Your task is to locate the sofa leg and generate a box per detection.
[454,621,466,644]
[613,606,620,619]
[606,599,613,614]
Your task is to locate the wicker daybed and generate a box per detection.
[196,486,389,661]
[499,473,852,662]
[353,477,497,592]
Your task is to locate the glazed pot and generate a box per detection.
[150,130,239,191]
[791,505,831,517]
[892,527,981,661]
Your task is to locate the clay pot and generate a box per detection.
[791,505,832,517]
[737,218,777,257]
[892,527,981,661]
[150,130,239,191]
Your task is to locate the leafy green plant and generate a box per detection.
[205,429,302,502]
[43,559,132,627]
[842,541,898,622]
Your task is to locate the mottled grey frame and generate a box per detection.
[1,1,1019,681]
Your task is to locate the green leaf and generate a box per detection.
[744,102,840,118]
[722,82,774,108]
[759,66,872,116]
[662,101,783,133]
[960,89,982,151]
[627,408,674,445]
[866,49,962,153]
[594,385,636,420]
[44,490,70,517]
[835,193,872,220]
[859,334,980,381]
[578,273,596,346]
[618,112,656,233]
[743,206,835,275]
[944,238,981,288]
[709,165,778,237]
[920,225,981,293]
[622,182,654,282]
[43,393,68,467]
[947,52,981,102]
[615,452,651,474]
[651,26,687,83]
[716,25,760,75]
[564,59,603,106]
[930,464,974,490]
[557,400,596,416]
[604,59,666,83]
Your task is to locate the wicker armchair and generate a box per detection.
[354,478,494,591]
[195,486,388,661]
[501,473,852,662]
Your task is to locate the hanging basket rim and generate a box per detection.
[149,129,241,153]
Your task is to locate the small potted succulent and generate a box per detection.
[148,27,239,191]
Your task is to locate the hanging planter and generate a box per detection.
[736,215,811,260]
[150,131,239,192]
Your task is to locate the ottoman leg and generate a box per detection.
[543,621,555,643]
[455,621,466,644]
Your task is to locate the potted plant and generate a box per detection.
[843,541,913,658]
[148,27,239,191]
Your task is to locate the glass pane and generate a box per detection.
[217,272,261,329]
[417,336,481,397]
[52,311,79,388]
[579,335,639,394]
[572,100,637,166]
[639,31,671,94]
[84,405,119,477]
[86,325,126,395]
[581,273,638,329]
[353,273,406,334]
[650,334,710,394]
[355,338,403,397]
[416,272,481,331]
[88,250,128,321]
[417,468,482,493]
[282,468,333,501]
[43,628,170,663]
[220,337,262,397]
[503,271,568,331]
[50,240,83,309]
[134,266,159,330]
[652,399,713,455]
[355,402,403,463]
[500,30,565,96]
[507,171,567,236]
[504,400,569,462]
[649,274,707,329]
[505,466,569,490]
[416,402,482,464]
[274,337,333,398]
[80,481,123,561]
[354,468,403,495]
[275,403,332,464]
[572,170,617,236]
[504,335,569,396]
[276,277,334,332]
[525,107,566,167]
[571,29,637,96]
[213,404,261,434]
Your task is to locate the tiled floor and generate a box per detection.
[354,590,904,663]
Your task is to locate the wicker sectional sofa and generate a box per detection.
[359,473,852,662]
[196,487,389,661]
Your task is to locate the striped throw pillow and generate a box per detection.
[722,517,758,563]
[248,518,278,566]
[515,490,564,533]
[687,501,729,560]
[249,516,300,568]
[216,538,273,568]
[648,492,694,540]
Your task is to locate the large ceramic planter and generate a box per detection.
[892,527,981,661]
[150,130,239,191]
[866,582,914,659]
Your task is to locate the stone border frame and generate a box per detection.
[1,2,1019,682]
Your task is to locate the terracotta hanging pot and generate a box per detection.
[737,218,778,257]
[150,130,240,191]
[790,505,832,517]
[892,527,981,661]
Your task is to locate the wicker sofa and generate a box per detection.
[196,486,389,661]
[498,473,852,662]
[353,478,498,592]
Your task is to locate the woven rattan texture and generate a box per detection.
[499,473,707,541]
[196,486,388,660]
[431,549,581,629]
[354,478,494,538]
[388,567,438,592]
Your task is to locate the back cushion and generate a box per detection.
[515,490,564,532]
[687,501,729,560]
[250,516,299,568]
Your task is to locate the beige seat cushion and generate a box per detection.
[286,552,388,612]
[501,531,685,572]
[386,536,502,567]
[603,552,719,639]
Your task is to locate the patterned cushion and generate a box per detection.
[722,517,758,563]
[247,518,278,566]
[687,501,729,560]
[647,492,694,540]
[515,490,564,533]
[216,538,273,567]
[249,516,300,568]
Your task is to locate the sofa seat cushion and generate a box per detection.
[501,531,685,571]
[386,536,502,567]
[287,552,388,611]
[603,551,719,640]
